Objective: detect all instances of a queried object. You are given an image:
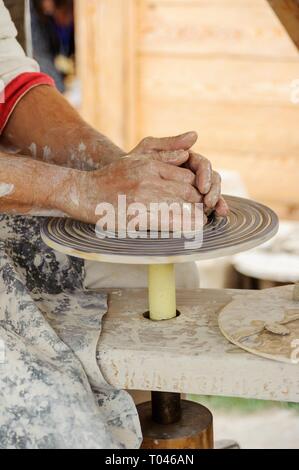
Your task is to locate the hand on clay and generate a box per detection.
[129,132,228,218]
[60,149,205,228]
[185,151,228,217]
[59,131,227,227]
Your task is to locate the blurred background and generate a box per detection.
[9,0,299,449]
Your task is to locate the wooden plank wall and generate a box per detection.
[76,0,299,219]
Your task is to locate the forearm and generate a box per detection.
[1,86,126,170]
[0,151,74,213]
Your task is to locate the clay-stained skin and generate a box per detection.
[0,86,227,225]
[43,145,52,162]
[2,86,127,170]
[0,182,14,197]
[63,151,205,227]
[27,209,68,217]
[0,149,204,227]
[28,142,37,158]
[0,152,71,214]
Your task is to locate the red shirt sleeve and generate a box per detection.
[0,72,55,134]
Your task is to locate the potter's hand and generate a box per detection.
[185,152,228,217]
[130,131,198,156]
[130,132,228,217]
[60,151,203,226]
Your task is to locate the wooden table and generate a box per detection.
[97,288,299,403]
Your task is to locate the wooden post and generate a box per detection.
[138,397,214,449]
[267,0,299,51]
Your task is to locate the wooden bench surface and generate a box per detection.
[97,288,299,403]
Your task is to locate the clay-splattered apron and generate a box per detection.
[0,215,141,449]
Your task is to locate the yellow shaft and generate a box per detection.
[148,264,177,321]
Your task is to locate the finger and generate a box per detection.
[141,131,198,152]
[156,179,203,204]
[189,152,213,194]
[140,178,202,204]
[204,172,222,209]
[157,161,196,185]
[215,196,229,217]
[153,149,190,166]
[135,153,191,177]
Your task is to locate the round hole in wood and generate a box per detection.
[143,311,181,321]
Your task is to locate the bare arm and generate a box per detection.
[0,86,204,224]
[1,86,126,170]
[0,0,226,223]
[0,152,75,214]
[0,148,204,226]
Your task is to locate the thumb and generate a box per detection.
[139,131,198,152]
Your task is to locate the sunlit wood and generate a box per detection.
[75,0,299,218]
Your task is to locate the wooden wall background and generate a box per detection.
[75,0,299,219]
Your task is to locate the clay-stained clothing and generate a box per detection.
[0,214,141,449]
[0,0,38,87]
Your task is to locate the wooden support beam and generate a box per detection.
[267,0,299,51]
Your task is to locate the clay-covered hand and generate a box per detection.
[58,150,204,227]
[130,131,198,157]
[185,151,229,217]
[130,132,228,217]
